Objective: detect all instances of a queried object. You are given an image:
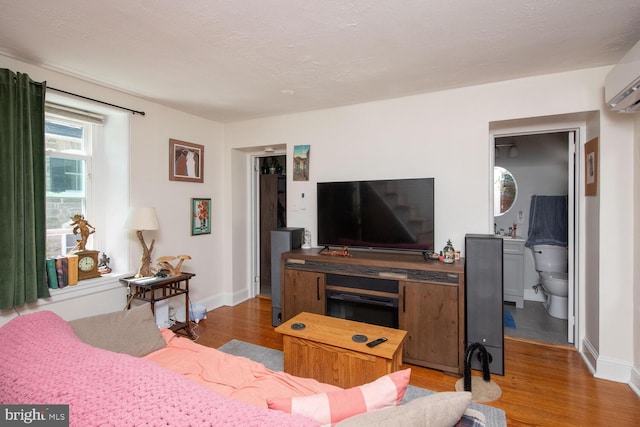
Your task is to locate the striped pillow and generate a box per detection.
[267,369,411,425]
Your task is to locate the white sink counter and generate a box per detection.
[500,235,525,242]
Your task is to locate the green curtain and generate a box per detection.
[0,68,49,309]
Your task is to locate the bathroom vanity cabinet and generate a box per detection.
[503,238,525,308]
[280,248,465,374]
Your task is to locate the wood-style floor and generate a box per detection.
[193,297,639,427]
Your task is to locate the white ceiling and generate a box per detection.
[1,1,639,123]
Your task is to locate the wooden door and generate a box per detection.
[259,174,279,295]
[282,269,325,321]
[399,281,459,370]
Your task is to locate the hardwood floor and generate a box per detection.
[193,297,639,427]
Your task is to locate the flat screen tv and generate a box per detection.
[317,178,435,253]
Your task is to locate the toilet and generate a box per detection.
[532,245,568,319]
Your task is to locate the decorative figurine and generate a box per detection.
[98,253,112,274]
[443,239,455,264]
[69,214,101,280]
[321,246,352,257]
[69,214,95,251]
[156,255,192,276]
[302,229,312,249]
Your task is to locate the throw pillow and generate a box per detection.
[69,304,166,357]
[268,368,411,425]
[334,392,472,427]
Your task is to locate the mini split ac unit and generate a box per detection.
[605,40,640,113]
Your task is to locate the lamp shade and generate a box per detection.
[125,207,160,230]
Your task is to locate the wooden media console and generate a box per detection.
[281,248,465,374]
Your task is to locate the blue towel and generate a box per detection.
[504,310,516,329]
[525,195,568,248]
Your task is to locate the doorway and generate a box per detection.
[492,129,577,347]
[253,154,287,297]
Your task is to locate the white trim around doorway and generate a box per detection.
[489,116,588,350]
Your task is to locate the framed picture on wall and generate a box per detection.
[584,137,598,196]
[293,145,310,181]
[170,139,204,183]
[191,198,211,235]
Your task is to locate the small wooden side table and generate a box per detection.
[120,273,196,339]
[275,312,407,388]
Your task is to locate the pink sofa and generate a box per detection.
[0,307,484,427]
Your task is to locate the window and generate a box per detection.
[42,97,130,280]
[45,114,95,258]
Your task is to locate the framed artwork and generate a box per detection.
[584,137,598,196]
[191,198,211,235]
[293,145,310,181]
[170,139,204,183]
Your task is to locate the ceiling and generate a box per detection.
[1,1,639,123]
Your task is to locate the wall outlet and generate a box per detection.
[518,211,524,223]
[168,306,176,318]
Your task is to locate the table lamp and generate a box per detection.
[125,207,160,278]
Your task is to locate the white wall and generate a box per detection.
[633,115,640,395]
[225,66,637,384]
[127,101,225,315]
[582,116,602,374]
[595,111,635,382]
[0,55,225,325]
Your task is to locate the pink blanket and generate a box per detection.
[145,329,341,408]
[0,311,318,427]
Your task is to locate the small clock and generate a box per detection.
[76,250,101,280]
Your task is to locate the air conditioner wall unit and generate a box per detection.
[605,40,640,113]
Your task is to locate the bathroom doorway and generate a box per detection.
[491,126,578,347]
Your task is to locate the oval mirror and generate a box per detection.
[494,166,517,216]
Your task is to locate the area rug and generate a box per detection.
[504,309,516,329]
[455,376,503,403]
[218,339,507,427]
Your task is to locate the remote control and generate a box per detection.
[366,337,388,348]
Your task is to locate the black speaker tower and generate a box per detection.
[270,227,304,326]
[464,234,504,375]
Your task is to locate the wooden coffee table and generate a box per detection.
[275,312,407,388]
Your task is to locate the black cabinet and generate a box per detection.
[464,234,504,375]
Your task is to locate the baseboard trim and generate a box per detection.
[594,355,633,383]
[231,288,252,306]
[580,337,598,375]
[192,288,262,320]
[582,336,633,384]
[630,367,640,398]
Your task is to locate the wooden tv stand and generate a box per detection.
[281,248,465,375]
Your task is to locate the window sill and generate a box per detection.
[46,271,132,304]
